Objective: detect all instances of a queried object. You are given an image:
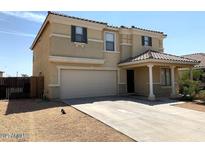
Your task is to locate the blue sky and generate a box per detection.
[0,11,205,76]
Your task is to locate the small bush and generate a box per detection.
[180,70,190,80]
[195,90,205,101]
[180,69,204,81]
[179,79,200,101]
[193,69,204,81]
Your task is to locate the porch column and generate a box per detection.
[170,66,176,97]
[117,69,120,95]
[190,67,193,80]
[147,64,155,100]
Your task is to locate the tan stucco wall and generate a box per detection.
[33,23,51,97]
[49,16,164,62]
[134,66,149,96]
[153,66,171,97]
[50,36,104,59]
[119,29,164,59]
[120,45,132,61]
[118,68,127,94]
[152,66,178,97]
[120,33,132,44]
[103,52,120,67]
[50,22,121,58]
[133,65,178,97]
[132,35,163,57]
[118,65,179,97]
[51,23,71,35]
[32,14,166,99]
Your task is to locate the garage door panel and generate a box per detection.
[60,69,117,99]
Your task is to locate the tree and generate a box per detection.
[181,69,204,81]
[21,74,29,77]
[193,69,204,81]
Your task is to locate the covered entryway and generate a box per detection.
[118,50,200,100]
[60,69,117,99]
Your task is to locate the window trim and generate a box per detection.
[104,31,117,52]
[160,67,171,86]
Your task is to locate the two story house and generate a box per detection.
[31,12,199,100]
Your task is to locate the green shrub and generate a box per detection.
[179,79,200,101]
[193,69,204,81]
[180,69,204,81]
[181,70,190,80]
[195,90,205,101]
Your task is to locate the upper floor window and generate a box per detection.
[105,32,115,51]
[71,25,87,43]
[75,26,83,42]
[142,36,152,46]
[160,68,171,86]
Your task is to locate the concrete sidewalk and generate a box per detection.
[63,97,205,141]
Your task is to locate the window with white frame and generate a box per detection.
[160,68,171,86]
[105,32,115,51]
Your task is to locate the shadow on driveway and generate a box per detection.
[63,95,179,106]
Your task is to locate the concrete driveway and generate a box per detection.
[63,96,205,141]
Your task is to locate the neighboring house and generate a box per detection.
[31,12,199,100]
[183,53,205,70]
[182,53,205,87]
[0,71,4,77]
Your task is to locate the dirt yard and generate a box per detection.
[0,99,134,142]
[175,101,205,112]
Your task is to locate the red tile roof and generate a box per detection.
[183,53,205,68]
[120,50,199,64]
[48,11,108,25]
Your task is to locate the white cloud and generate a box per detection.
[0,30,35,37]
[1,11,45,23]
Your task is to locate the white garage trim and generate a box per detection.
[48,66,118,87]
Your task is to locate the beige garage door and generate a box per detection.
[60,69,117,99]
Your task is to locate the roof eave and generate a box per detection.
[194,66,205,69]
[163,34,167,38]
[118,59,200,67]
[30,13,50,50]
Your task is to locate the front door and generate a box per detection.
[127,70,135,93]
